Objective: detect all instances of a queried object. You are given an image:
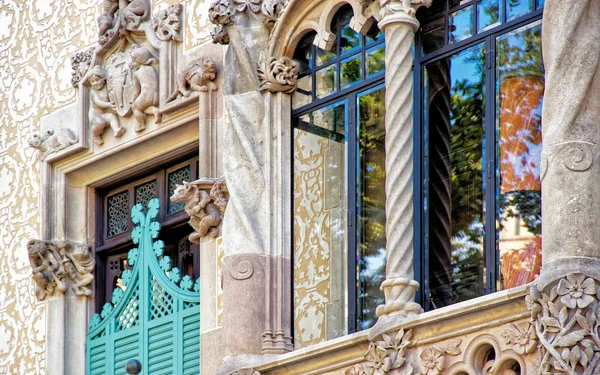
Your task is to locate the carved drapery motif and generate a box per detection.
[167,57,218,103]
[528,273,600,375]
[28,127,78,159]
[257,56,299,94]
[71,48,95,87]
[27,240,94,301]
[170,179,229,243]
[152,3,183,42]
[208,0,287,44]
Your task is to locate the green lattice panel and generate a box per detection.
[86,200,200,375]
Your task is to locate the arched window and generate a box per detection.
[291,4,386,347]
[416,0,544,310]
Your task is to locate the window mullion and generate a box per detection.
[347,95,358,334]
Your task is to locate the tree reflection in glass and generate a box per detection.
[496,21,543,290]
[425,43,486,308]
[357,86,386,330]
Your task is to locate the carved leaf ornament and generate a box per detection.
[257,56,299,94]
[528,273,600,375]
[364,329,414,375]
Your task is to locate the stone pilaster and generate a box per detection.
[370,0,431,339]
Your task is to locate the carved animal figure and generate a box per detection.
[120,0,150,31]
[97,0,119,44]
[56,241,95,296]
[166,58,218,103]
[87,66,126,145]
[129,47,161,132]
[28,127,78,157]
[170,181,222,243]
[210,176,229,215]
[27,240,67,300]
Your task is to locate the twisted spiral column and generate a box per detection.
[375,3,427,319]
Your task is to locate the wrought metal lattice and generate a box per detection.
[107,191,129,237]
[168,166,190,215]
[86,199,200,375]
[134,180,157,208]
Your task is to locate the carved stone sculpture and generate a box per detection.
[210,176,229,215]
[229,369,260,375]
[528,273,600,375]
[120,0,150,33]
[208,0,287,44]
[208,0,235,45]
[364,329,414,375]
[170,181,223,243]
[152,3,182,42]
[129,47,160,131]
[71,48,95,87]
[87,65,126,145]
[97,0,119,45]
[257,56,299,94]
[28,127,77,157]
[27,240,94,300]
[166,57,218,103]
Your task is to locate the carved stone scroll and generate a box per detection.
[170,178,229,243]
[27,240,94,301]
[28,127,78,158]
[152,3,182,42]
[257,56,299,94]
[71,47,94,87]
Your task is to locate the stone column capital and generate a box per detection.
[378,0,431,32]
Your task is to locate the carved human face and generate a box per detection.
[89,74,106,90]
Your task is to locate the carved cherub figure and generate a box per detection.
[28,127,77,157]
[120,0,150,31]
[166,57,218,102]
[27,240,67,300]
[129,47,161,132]
[87,66,126,145]
[170,181,222,243]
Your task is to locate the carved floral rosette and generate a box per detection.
[257,56,299,94]
[528,273,600,375]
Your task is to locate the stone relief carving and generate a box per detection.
[418,341,461,375]
[86,66,126,145]
[364,328,414,375]
[208,0,287,44]
[210,176,229,215]
[28,127,78,158]
[71,48,95,87]
[170,180,224,243]
[119,0,150,34]
[98,0,119,45]
[27,240,94,301]
[152,3,183,42]
[528,273,600,375]
[129,46,161,131]
[167,57,218,103]
[208,0,235,45]
[501,322,537,355]
[257,56,299,94]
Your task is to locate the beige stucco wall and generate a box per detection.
[0,1,213,373]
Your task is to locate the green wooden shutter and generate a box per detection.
[86,199,201,375]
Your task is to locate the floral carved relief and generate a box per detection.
[257,56,299,94]
[71,47,94,87]
[364,329,414,375]
[528,273,600,375]
[152,3,183,42]
[418,341,461,375]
